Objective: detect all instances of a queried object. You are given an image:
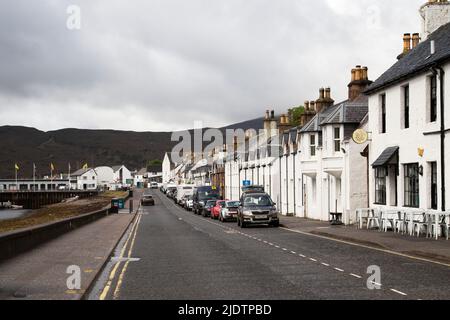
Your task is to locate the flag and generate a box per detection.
[82,163,88,169]
[15,163,19,171]
[51,163,55,171]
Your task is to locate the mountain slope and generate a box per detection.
[0,118,263,179]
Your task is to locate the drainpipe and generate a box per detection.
[279,155,282,214]
[432,66,446,211]
[286,155,289,215]
[293,152,296,216]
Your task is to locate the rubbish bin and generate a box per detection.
[110,198,120,214]
[118,198,125,209]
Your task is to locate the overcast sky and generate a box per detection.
[0,0,425,132]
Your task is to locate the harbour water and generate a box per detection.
[0,209,32,221]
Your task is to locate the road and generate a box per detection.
[89,189,450,300]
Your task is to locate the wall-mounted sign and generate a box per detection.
[418,147,425,157]
[352,129,369,145]
[242,180,251,186]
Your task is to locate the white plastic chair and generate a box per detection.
[381,210,399,232]
[413,212,432,237]
[367,208,381,230]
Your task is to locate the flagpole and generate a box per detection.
[68,163,71,190]
[33,163,36,192]
[15,167,18,192]
[50,164,53,191]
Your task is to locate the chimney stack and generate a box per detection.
[315,86,334,113]
[412,33,421,48]
[420,0,450,40]
[348,65,372,101]
[263,109,278,137]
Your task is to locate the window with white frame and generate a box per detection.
[333,127,341,153]
[310,134,316,157]
[404,163,419,208]
[380,93,386,133]
[430,75,437,123]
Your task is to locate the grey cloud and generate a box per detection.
[0,0,424,131]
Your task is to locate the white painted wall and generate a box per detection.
[368,62,450,211]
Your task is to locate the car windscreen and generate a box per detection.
[198,192,220,201]
[243,195,272,207]
[226,201,240,207]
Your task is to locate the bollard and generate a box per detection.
[129,199,133,214]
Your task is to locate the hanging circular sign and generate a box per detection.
[352,129,369,144]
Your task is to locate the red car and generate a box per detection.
[210,200,226,220]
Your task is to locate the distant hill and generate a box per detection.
[0,117,263,179]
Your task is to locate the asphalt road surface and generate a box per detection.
[90,190,450,300]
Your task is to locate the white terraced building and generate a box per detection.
[366,1,450,213]
[297,69,371,224]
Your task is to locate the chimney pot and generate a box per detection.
[403,33,412,53]
[355,66,362,81]
[304,101,310,110]
[412,33,420,48]
[325,87,331,99]
[319,88,325,99]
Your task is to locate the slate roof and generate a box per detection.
[112,165,122,172]
[321,96,368,125]
[372,146,399,167]
[365,22,450,94]
[71,168,93,177]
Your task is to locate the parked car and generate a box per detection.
[179,195,189,208]
[141,194,155,206]
[219,200,240,222]
[193,186,221,215]
[241,185,264,194]
[237,192,279,228]
[202,200,217,217]
[185,195,194,211]
[166,187,177,199]
[211,200,226,220]
[150,182,158,189]
[175,185,195,205]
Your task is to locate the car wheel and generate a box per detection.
[271,221,280,228]
[240,219,247,228]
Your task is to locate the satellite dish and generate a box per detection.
[352,129,369,145]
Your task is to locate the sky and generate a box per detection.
[0,0,425,132]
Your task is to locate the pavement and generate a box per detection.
[0,190,141,300]
[279,216,450,266]
[90,190,450,300]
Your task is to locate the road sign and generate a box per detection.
[242,180,251,186]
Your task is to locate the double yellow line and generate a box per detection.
[99,212,143,300]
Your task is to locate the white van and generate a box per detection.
[175,185,195,204]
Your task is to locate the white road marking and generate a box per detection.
[309,258,317,262]
[390,289,407,296]
[290,251,296,254]
[282,248,288,251]
[350,273,362,279]
[280,227,450,268]
[299,254,306,258]
[334,267,345,272]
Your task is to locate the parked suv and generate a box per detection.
[237,192,279,228]
[193,186,221,215]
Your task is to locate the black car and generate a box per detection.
[141,194,155,206]
[202,200,217,217]
[237,193,279,228]
[192,186,220,215]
